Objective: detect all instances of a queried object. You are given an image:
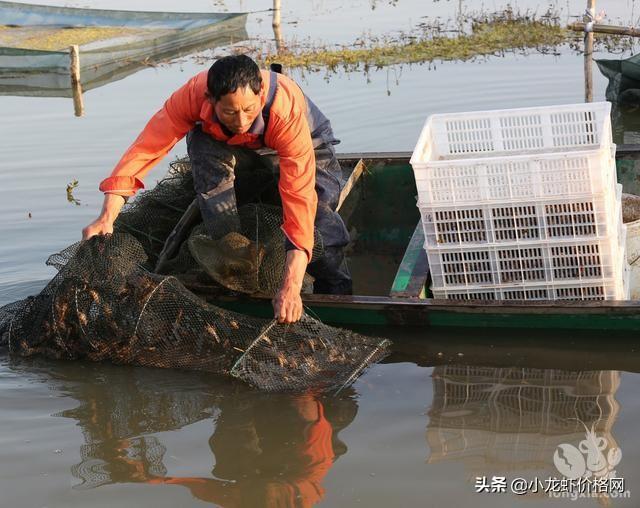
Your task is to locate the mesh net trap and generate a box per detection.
[0,162,391,393]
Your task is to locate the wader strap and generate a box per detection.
[261,71,278,140]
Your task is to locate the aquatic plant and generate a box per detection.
[237,8,637,72]
[262,12,566,71]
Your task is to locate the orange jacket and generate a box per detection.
[100,70,318,261]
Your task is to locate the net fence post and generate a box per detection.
[70,45,84,117]
[584,0,595,103]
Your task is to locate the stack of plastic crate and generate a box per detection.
[410,102,629,301]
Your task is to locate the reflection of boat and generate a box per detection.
[426,365,620,476]
[0,1,248,97]
[188,148,640,331]
[40,362,358,505]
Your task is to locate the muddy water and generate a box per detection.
[2,332,640,507]
[2,0,640,506]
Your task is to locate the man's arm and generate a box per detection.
[273,249,307,323]
[265,95,317,324]
[83,72,207,239]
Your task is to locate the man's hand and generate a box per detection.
[82,193,126,240]
[82,217,114,240]
[273,283,303,324]
[272,249,308,324]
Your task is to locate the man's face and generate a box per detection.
[212,85,262,135]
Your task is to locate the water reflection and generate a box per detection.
[0,18,248,100]
[426,365,620,485]
[42,364,356,506]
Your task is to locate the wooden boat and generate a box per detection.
[185,146,640,332]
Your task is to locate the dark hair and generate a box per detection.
[207,55,262,100]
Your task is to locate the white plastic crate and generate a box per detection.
[420,185,622,249]
[428,221,629,301]
[411,102,612,162]
[413,148,617,206]
[431,279,625,301]
[427,239,620,288]
[410,102,614,206]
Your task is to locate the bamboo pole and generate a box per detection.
[272,0,283,53]
[568,22,640,37]
[584,0,595,103]
[69,45,84,117]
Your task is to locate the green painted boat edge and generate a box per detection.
[210,294,640,331]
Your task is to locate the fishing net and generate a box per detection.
[113,159,196,269]
[188,203,322,295]
[114,157,322,296]
[72,436,168,490]
[597,53,640,106]
[0,233,390,392]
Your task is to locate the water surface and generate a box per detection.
[1,1,640,506]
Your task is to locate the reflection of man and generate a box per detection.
[152,394,335,507]
[57,365,358,507]
[82,54,351,324]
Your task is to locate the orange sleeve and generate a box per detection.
[265,100,317,262]
[284,401,334,506]
[99,71,207,196]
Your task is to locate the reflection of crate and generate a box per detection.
[435,365,621,392]
[426,366,621,473]
[420,186,621,248]
[429,366,620,435]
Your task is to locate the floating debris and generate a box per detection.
[66,179,80,206]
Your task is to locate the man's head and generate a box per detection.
[207,55,263,135]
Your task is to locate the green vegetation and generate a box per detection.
[260,14,567,71]
[246,9,635,72]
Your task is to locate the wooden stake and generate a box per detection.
[584,0,595,103]
[70,45,84,117]
[272,0,283,53]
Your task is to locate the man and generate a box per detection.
[83,55,351,324]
